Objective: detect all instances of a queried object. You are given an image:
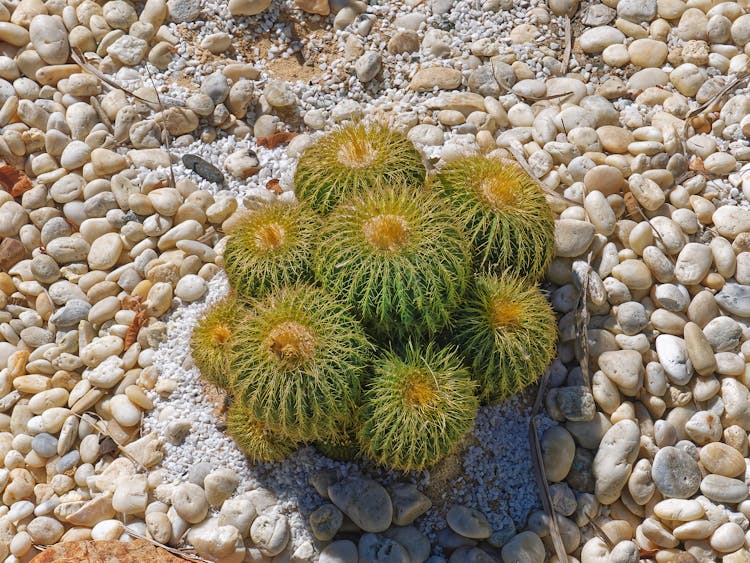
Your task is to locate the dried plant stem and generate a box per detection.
[529,372,568,563]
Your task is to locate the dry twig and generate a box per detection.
[561,16,572,75]
[681,68,750,157]
[528,372,568,563]
[74,412,148,472]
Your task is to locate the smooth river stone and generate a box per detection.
[674,242,712,285]
[598,350,644,391]
[651,446,702,499]
[712,205,750,239]
[715,283,750,317]
[328,478,393,533]
[653,499,705,521]
[699,442,746,477]
[655,334,693,385]
[683,322,717,376]
[593,420,640,504]
[700,474,749,504]
[87,232,123,270]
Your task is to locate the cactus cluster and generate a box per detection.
[189,122,557,471]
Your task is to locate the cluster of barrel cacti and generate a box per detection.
[190,122,558,471]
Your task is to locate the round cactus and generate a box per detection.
[358,342,478,471]
[313,431,360,462]
[432,155,555,278]
[190,295,244,388]
[223,201,319,298]
[453,273,557,404]
[313,184,471,338]
[230,284,372,443]
[294,122,426,213]
[226,400,299,463]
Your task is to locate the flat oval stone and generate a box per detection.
[653,499,704,521]
[716,283,750,318]
[651,446,702,499]
[88,232,123,270]
[328,477,393,533]
[655,334,693,385]
[446,506,491,539]
[593,420,641,504]
[700,474,749,504]
[699,442,746,477]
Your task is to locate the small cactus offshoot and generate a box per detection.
[230,284,372,442]
[223,201,319,298]
[453,273,557,404]
[358,342,479,472]
[294,122,426,213]
[226,400,299,463]
[190,295,244,388]
[313,184,471,338]
[433,155,555,278]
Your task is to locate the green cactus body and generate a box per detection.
[453,273,557,404]
[433,156,555,278]
[190,295,244,388]
[358,342,479,471]
[313,184,471,338]
[294,123,426,213]
[230,284,372,442]
[226,400,299,462]
[223,202,319,298]
[314,433,360,462]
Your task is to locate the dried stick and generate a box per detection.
[528,372,569,563]
[561,16,572,75]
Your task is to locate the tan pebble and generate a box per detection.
[131,280,153,300]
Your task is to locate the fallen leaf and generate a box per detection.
[623,191,642,222]
[257,131,299,149]
[266,178,283,195]
[689,156,708,173]
[124,309,148,350]
[121,295,143,311]
[0,164,34,197]
[30,539,188,563]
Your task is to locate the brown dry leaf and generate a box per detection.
[689,156,708,173]
[688,115,711,134]
[0,164,34,197]
[30,539,190,562]
[266,178,283,195]
[623,191,642,222]
[124,309,148,350]
[121,295,143,311]
[257,131,299,149]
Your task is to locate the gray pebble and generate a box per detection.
[32,433,58,458]
[56,450,81,473]
[651,446,702,499]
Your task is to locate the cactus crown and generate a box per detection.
[362,214,411,252]
[433,155,555,278]
[267,321,316,367]
[190,295,244,388]
[230,284,372,442]
[454,272,557,403]
[223,202,319,298]
[337,134,376,168]
[294,122,426,213]
[313,184,471,338]
[358,342,479,472]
